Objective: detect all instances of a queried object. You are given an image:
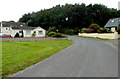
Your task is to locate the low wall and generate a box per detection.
[119,34,120,39]
[78,32,118,39]
[1,37,68,42]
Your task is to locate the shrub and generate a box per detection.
[97,28,112,33]
[47,27,57,33]
[32,33,36,37]
[52,33,64,38]
[117,27,120,34]
[87,28,94,33]
[47,32,56,36]
[97,28,104,33]
[89,24,100,32]
[81,28,88,33]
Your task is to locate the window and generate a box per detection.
[6,28,7,30]
[20,25,23,27]
[26,30,31,35]
[111,20,115,23]
[38,31,43,35]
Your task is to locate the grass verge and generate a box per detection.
[2,40,73,78]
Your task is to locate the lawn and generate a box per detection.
[2,40,73,78]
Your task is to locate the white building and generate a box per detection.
[0,21,46,37]
[104,18,120,32]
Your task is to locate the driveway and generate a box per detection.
[11,36,118,77]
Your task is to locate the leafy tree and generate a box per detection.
[18,3,120,34]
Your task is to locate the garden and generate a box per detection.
[79,24,118,39]
[80,24,112,33]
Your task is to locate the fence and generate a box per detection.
[78,32,118,39]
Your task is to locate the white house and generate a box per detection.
[0,21,46,37]
[104,18,120,32]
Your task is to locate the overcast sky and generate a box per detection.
[0,0,119,22]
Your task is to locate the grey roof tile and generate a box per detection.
[104,18,120,27]
[1,21,36,30]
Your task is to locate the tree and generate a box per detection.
[18,3,119,34]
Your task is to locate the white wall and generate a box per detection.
[33,27,46,37]
[78,32,118,39]
[2,27,20,37]
[23,27,46,37]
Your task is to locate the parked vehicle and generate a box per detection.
[0,34,12,38]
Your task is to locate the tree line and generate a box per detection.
[19,3,120,34]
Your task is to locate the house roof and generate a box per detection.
[104,18,120,28]
[0,21,36,30]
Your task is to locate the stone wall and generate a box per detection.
[78,32,118,39]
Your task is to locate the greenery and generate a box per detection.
[81,28,88,33]
[2,40,73,78]
[47,31,56,36]
[19,3,120,34]
[117,27,120,34]
[47,32,65,38]
[52,33,65,38]
[80,23,112,33]
[47,27,57,33]
[32,33,36,37]
[89,23,100,32]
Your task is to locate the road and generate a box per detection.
[12,36,118,77]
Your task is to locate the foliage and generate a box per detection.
[2,40,73,78]
[52,33,65,38]
[117,27,120,34]
[19,3,119,34]
[89,24,100,32]
[87,28,94,33]
[32,33,36,37]
[81,28,88,33]
[47,32,65,38]
[47,27,57,33]
[98,28,112,33]
[47,32,56,36]
[81,24,112,33]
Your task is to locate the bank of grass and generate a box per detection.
[2,40,73,78]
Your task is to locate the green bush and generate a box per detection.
[52,33,64,38]
[47,27,57,33]
[117,27,120,34]
[89,24,100,32]
[32,33,36,37]
[81,28,88,33]
[47,32,56,36]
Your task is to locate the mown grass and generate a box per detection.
[2,40,73,78]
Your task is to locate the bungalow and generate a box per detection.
[104,18,120,32]
[0,21,46,37]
